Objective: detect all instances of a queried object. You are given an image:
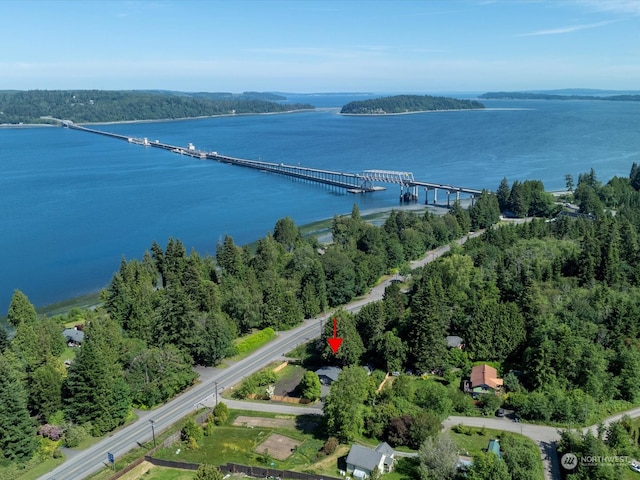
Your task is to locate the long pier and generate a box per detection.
[62,121,484,205]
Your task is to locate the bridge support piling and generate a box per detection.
[433,188,438,205]
[447,191,451,208]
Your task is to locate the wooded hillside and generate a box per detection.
[0,90,314,124]
[340,94,484,114]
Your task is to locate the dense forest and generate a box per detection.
[480,91,640,101]
[0,90,314,124]
[340,94,484,114]
[4,163,640,479]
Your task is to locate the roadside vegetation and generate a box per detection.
[4,164,640,479]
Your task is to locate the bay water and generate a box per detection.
[1,94,639,311]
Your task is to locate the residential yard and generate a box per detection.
[273,364,306,397]
[152,410,343,478]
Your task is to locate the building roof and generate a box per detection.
[315,366,341,383]
[63,328,84,344]
[487,439,502,459]
[470,364,503,390]
[347,444,384,472]
[375,442,395,457]
[446,335,464,348]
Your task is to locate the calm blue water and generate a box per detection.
[2,95,640,311]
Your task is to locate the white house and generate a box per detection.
[346,442,395,479]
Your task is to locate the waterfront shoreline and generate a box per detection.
[31,202,444,317]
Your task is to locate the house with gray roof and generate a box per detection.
[63,327,84,347]
[314,366,341,385]
[346,442,395,479]
[446,335,464,349]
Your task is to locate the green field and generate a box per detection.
[153,410,341,478]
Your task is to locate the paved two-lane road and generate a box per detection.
[39,232,483,480]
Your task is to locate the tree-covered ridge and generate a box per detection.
[340,94,484,114]
[480,91,640,101]
[0,90,314,124]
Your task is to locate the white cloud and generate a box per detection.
[575,0,640,15]
[518,19,617,36]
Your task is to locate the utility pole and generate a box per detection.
[215,382,219,406]
[149,419,156,448]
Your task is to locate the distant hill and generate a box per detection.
[479,91,640,101]
[0,90,313,124]
[527,88,640,96]
[340,94,484,114]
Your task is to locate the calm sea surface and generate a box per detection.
[2,94,640,311]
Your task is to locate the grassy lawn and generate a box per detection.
[449,426,505,457]
[285,340,323,369]
[449,426,543,480]
[153,409,344,478]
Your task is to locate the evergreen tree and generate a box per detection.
[0,352,37,462]
[29,356,65,422]
[273,216,301,252]
[216,235,245,277]
[0,325,8,352]
[408,276,448,372]
[323,365,369,441]
[496,177,511,212]
[469,190,500,229]
[192,313,236,366]
[7,289,37,327]
[153,282,196,351]
[321,311,364,366]
[150,240,166,286]
[62,316,131,435]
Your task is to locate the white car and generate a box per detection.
[630,461,640,473]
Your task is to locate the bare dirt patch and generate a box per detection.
[255,433,302,461]
[233,415,296,429]
[274,365,306,397]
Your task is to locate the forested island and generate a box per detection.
[0,90,314,124]
[340,94,484,114]
[5,165,640,478]
[480,91,640,101]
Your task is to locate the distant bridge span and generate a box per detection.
[61,121,485,205]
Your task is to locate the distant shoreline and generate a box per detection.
[340,107,485,116]
[0,108,316,129]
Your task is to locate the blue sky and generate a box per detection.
[1,0,638,93]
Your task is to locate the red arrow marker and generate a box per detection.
[327,317,343,354]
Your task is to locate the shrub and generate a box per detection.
[321,437,339,455]
[38,424,63,441]
[234,377,257,399]
[213,401,229,425]
[234,328,276,355]
[186,436,200,450]
[254,370,277,386]
[181,418,203,442]
[63,423,88,448]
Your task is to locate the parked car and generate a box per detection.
[496,408,505,417]
[630,461,640,473]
